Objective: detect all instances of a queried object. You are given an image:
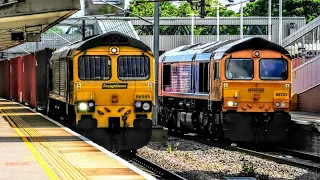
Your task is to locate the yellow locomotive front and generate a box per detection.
[48,32,154,151]
[221,49,292,142]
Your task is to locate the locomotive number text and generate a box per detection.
[275,93,288,96]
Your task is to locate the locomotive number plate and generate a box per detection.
[135,92,152,100]
[248,88,264,93]
[102,83,128,89]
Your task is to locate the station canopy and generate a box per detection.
[0,0,80,51]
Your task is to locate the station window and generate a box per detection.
[117,55,150,80]
[199,62,209,93]
[78,55,111,80]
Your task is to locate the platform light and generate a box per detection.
[227,101,233,107]
[79,103,88,111]
[142,102,151,110]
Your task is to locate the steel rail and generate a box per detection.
[121,154,187,180]
[180,134,320,172]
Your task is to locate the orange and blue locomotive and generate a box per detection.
[158,37,292,143]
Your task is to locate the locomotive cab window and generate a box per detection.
[117,55,150,80]
[214,61,220,80]
[163,64,171,91]
[198,62,209,93]
[259,58,288,80]
[225,59,253,80]
[78,55,111,80]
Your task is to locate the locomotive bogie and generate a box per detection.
[222,112,291,142]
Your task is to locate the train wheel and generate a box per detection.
[46,99,54,119]
[168,128,175,136]
[118,150,137,157]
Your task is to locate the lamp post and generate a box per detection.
[279,0,283,45]
[226,0,255,39]
[153,1,160,126]
[189,2,220,44]
[268,0,271,41]
[191,13,194,44]
[216,5,219,41]
[240,2,243,39]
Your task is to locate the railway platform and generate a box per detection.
[290,111,320,132]
[0,98,155,180]
[291,111,320,124]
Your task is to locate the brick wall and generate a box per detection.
[298,85,320,113]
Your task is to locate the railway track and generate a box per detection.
[179,133,320,172]
[120,154,187,180]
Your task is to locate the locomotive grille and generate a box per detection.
[52,59,67,97]
[117,56,150,80]
[78,56,111,80]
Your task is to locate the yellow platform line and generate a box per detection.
[8,114,87,180]
[0,108,88,180]
[0,109,59,180]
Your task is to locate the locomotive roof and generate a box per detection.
[161,37,291,63]
[51,31,152,60]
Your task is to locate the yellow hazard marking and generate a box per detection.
[0,109,59,180]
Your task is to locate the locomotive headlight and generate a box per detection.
[254,51,260,57]
[275,102,280,107]
[79,102,88,111]
[88,102,94,107]
[227,101,233,107]
[233,102,238,106]
[135,101,142,108]
[286,84,290,89]
[281,102,286,107]
[142,102,150,110]
[111,47,118,54]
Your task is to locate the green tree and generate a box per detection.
[127,0,179,17]
[126,0,238,35]
[243,0,320,23]
[98,4,120,15]
[45,26,63,34]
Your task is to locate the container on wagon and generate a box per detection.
[9,56,23,103]
[35,48,52,110]
[0,60,10,98]
[22,54,36,107]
